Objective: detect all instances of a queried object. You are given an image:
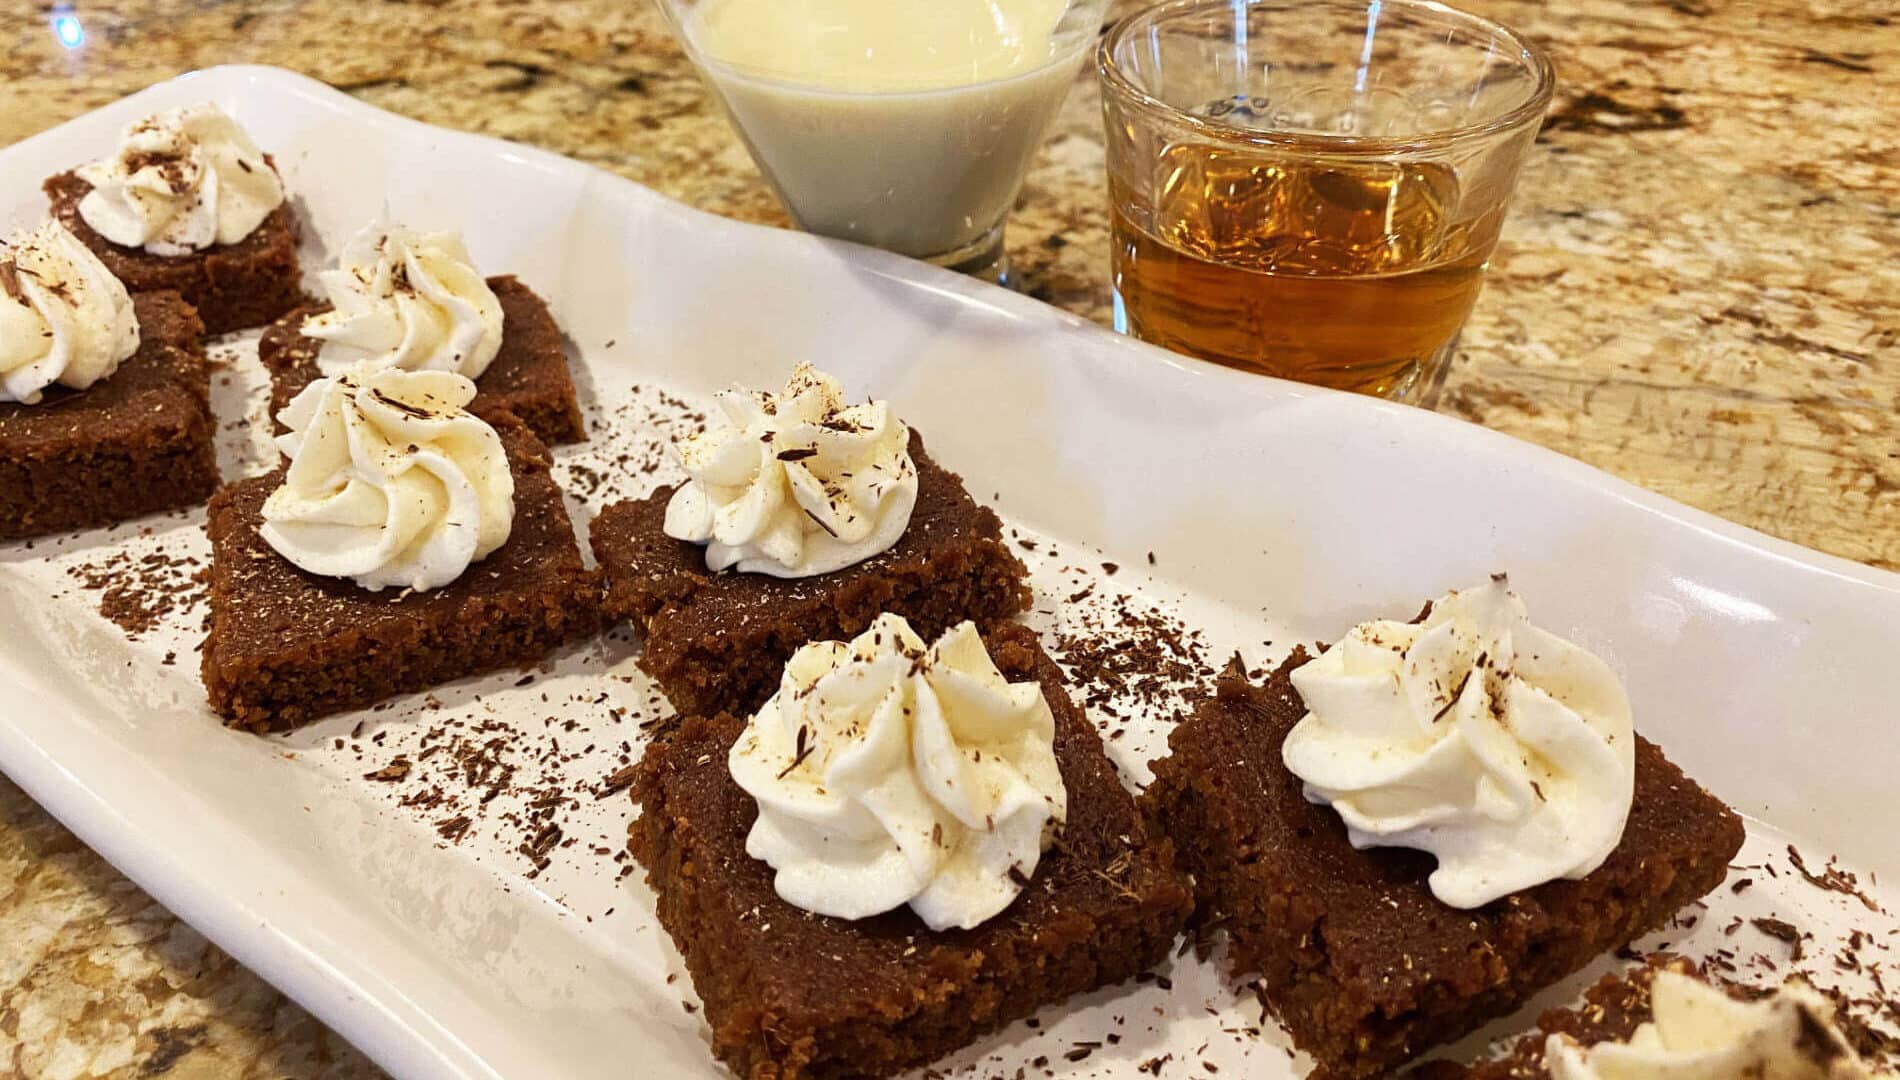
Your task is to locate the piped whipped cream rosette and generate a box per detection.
[1548,971,1888,1080]
[1282,575,1636,909]
[663,362,918,578]
[0,221,140,405]
[304,222,505,381]
[75,104,284,256]
[260,365,514,593]
[729,613,1067,931]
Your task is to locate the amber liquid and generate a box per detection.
[1111,145,1497,398]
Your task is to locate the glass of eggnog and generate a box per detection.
[659,0,1111,285]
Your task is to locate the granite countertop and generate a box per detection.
[0,1,1894,1076]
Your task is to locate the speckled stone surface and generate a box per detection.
[0,1,1894,1076]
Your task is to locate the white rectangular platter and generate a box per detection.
[2,66,1896,1080]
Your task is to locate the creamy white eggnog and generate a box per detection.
[685,0,1085,263]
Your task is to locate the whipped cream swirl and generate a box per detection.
[76,104,284,256]
[260,366,514,593]
[304,222,505,381]
[1283,576,1635,909]
[0,222,140,405]
[729,614,1067,931]
[663,363,917,578]
[1548,972,1886,1080]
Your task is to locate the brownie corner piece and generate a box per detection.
[0,289,217,541]
[201,414,601,732]
[1431,955,1697,1079]
[1443,954,1893,1080]
[591,429,1030,718]
[630,622,1190,1079]
[257,275,585,446]
[1141,653,1745,1080]
[43,169,304,336]
[482,275,586,445]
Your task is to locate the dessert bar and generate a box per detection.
[202,413,600,731]
[1,290,217,540]
[1143,650,1745,1079]
[632,622,1192,1079]
[591,430,1028,718]
[260,275,585,446]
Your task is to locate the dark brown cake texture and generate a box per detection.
[590,429,1030,720]
[0,290,218,541]
[1406,956,1700,1079]
[630,622,1193,1080]
[202,413,601,732]
[1141,652,1746,1080]
[1414,955,1892,1078]
[44,169,304,336]
[258,275,586,446]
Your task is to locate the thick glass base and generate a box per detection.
[923,223,1011,288]
[1371,331,1461,407]
[1409,331,1459,409]
[1113,286,1461,408]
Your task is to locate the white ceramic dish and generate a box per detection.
[1,66,1895,1080]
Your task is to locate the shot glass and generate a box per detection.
[658,0,1112,285]
[1098,0,1554,403]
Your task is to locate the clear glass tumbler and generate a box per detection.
[1098,0,1554,403]
[658,0,1112,285]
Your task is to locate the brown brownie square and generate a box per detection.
[44,170,304,336]
[1141,652,1746,1080]
[258,275,585,446]
[631,622,1193,1080]
[0,290,218,541]
[1410,956,1697,1079]
[1415,955,1889,1078]
[590,430,1030,719]
[201,413,602,732]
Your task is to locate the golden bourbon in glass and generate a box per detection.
[1099,1,1554,403]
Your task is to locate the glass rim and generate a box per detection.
[1096,0,1557,156]
[658,0,1107,99]
[676,36,1095,100]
